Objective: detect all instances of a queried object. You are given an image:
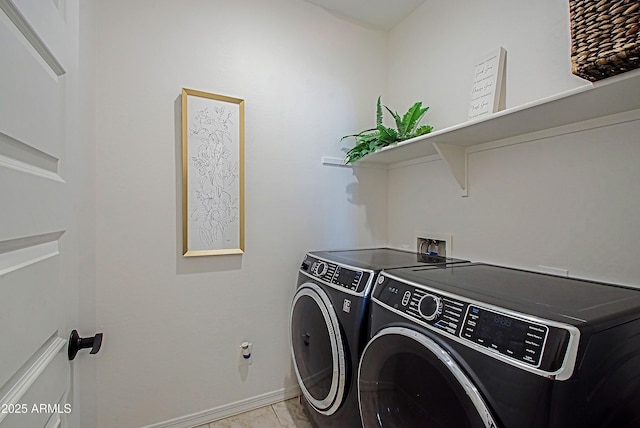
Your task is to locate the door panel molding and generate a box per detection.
[0,232,63,277]
[0,131,60,176]
[0,9,64,161]
[0,0,66,76]
[0,335,66,424]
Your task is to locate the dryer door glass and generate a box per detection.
[290,284,346,415]
[358,327,497,428]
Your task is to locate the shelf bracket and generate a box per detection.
[432,143,468,197]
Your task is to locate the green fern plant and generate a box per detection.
[343,96,433,164]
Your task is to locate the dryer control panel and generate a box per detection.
[374,274,571,373]
[301,255,371,294]
[461,305,548,367]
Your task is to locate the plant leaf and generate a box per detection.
[377,125,398,144]
[401,103,429,137]
[340,128,376,141]
[376,96,383,127]
[384,106,403,135]
[413,125,434,137]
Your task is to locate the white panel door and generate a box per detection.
[0,0,84,427]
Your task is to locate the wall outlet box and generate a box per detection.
[417,233,452,257]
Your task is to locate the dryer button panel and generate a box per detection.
[310,260,337,283]
[332,266,366,292]
[374,276,559,371]
[303,256,370,293]
[461,306,548,367]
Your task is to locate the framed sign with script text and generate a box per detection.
[468,47,506,120]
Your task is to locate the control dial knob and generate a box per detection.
[418,294,443,321]
[313,262,328,277]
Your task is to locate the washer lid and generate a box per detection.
[384,263,640,327]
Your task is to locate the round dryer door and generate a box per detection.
[290,282,346,415]
[358,327,497,428]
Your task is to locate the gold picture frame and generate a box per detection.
[181,88,245,256]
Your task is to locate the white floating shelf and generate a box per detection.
[351,69,640,194]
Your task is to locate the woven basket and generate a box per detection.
[569,0,640,81]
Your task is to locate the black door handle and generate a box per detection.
[68,330,103,360]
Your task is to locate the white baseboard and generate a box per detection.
[141,385,301,428]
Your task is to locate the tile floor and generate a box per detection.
[194,397,313,428]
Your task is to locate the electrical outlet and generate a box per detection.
[417,233,452,257]
[240,341,252,365]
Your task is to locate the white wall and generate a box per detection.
[385,0,640,286]
[387,0,586,129]
[93,0,387,426]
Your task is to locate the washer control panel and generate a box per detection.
[301,255,370,294]
[378,281,466,337]
[374,275,555,369]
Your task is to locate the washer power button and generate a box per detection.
[401,291,411,306]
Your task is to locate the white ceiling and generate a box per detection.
[303,0,426,31]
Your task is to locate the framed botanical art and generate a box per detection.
[181,88,245,256]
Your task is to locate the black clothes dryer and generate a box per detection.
[289,248,467,427]
[358,263,640,428]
